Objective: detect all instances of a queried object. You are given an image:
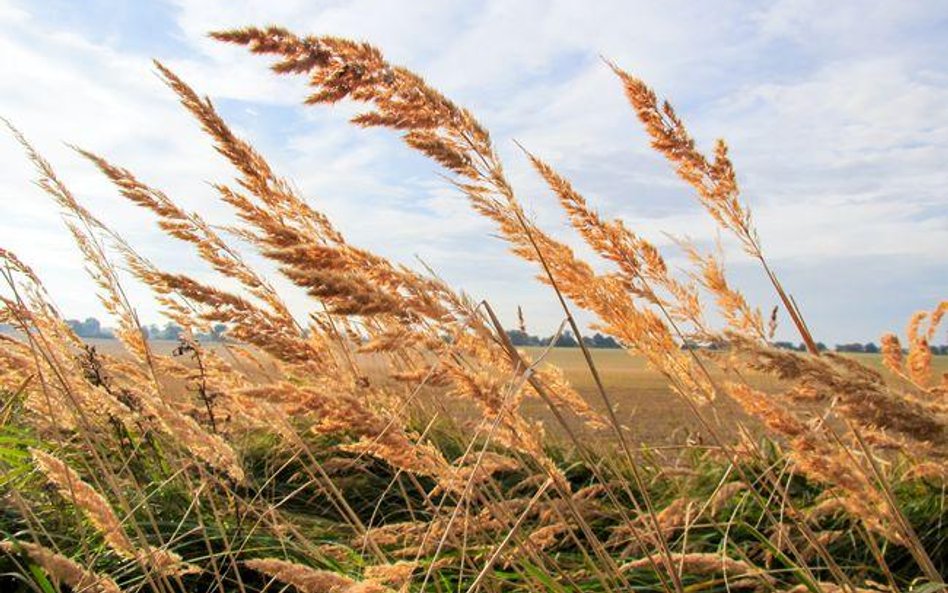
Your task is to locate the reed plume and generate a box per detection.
[32,448,136,556]
[610,66,819,355]
[31,449,197,574]
[0,540,122,593]
[246,558,392,593]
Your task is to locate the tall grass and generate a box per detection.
[1,25,946,593]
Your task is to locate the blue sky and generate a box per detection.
[1,0,946,344]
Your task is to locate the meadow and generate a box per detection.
[1,25,946,593]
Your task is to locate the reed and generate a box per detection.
[1,23,945,593]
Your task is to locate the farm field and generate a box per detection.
[517,348,948,443]
[86,338,948,445]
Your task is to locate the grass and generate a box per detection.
[1,24,946,593]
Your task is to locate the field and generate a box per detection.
[100,338,948,445]
[535,349,948,442]
[2,24,947,593]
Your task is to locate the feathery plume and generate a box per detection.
[246,558,392,593]
[621,552,766,579]
[0,540,122,593]
[609,65,819,354]
[31,449,201,573]
[31,449,136,558]
[881,333,904,376]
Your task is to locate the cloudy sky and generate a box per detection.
[1,0,946,344]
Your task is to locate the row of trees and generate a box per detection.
[5,319,946,353]
[506,330,622,348]
[139,322,228,342]
[63,318,228,342]
[65,317,113,339]
[774,341,948,355]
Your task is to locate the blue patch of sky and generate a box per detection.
[213,98,302,158]
[22,0,189,57]
[673,39,817,118]
[881,11,948,58]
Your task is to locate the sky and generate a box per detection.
[0,0,946,345]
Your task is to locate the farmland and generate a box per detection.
[87,337,948,445]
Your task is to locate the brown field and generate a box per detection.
[87,338,947,446]
[489,347,948,445]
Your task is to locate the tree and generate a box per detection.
[835,343,865,353]
[210,323,227,341]
[550,331,578,348]
[586,333,620,349]
[507,329,621,348]
[161,322,182,341]
[506,329,535,346]
[66,317,112,339]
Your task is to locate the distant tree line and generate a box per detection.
[506,330,621,348]
[65,317,113,339]
[5,318,947,353]
[773,341,948,355]
[60,318,228,342]
[139,322,228,342]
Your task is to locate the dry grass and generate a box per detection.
[1,24,946,593]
